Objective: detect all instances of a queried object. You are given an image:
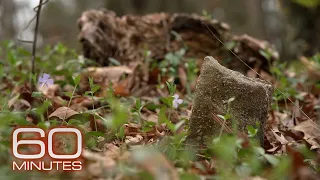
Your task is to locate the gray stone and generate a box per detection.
[187,56,273,145]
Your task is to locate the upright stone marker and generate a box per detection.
[187,56,273,145]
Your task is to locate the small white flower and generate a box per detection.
[44,121,50,128]
[172,94,183,108]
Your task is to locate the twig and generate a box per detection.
[31,0,44,80]
[17,0,50,44]
[16,0,50,89]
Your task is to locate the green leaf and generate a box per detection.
[86,131,105,137]
[144,121,156,127]
[85,136,97,149]
[259,49,272,60]
[247,125,258,137]
[161,96,174,108]
[117,126,125,139]
[293,0,320,8]
[68,119,82,125]
[88,77,94,88]
[135,98,141,110]
[166,81,176,95]
[37,121,49,130]
[14,117,31,126]
[158,107,168,124]
[108,57,121,66]
[254,147,265,155]
[142,126,153,132]
[63,92,73,98]
[91,85,101,94]
[73,75,81,86]
[180,173,201,180]
[225,41,237,49]
[224,114,232,120]
[31,92,43,98]
[264,154,279,166]
[145,103,158,111]
[31,73,38,85]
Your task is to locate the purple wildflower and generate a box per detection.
[38,73,54,87]
[172,94,183,108]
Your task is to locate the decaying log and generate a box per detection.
[78,9,278,74]
[187,56,273,145]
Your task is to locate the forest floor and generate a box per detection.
[0,11,320,180]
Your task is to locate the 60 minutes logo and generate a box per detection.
[11,127,83,171]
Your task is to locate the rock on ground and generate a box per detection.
[187,56,273,145]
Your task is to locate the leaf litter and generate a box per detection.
[1,11,320,180]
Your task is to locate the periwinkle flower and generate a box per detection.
[38,73,54,87]
[172,94,183,108]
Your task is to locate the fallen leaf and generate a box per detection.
[82,150,116,177]
[113,78,130,96]
[8,94,31,111]
[133,148,179,180]
[286,145,318,179]
[125,134,143,145]
[190,160,216,176]
[48,107,79,120]
[292,120,320,149]
[301,56,320,80]
[90,115,106,132]
[103,143,130,161]
[271,129,289,145]
[293,120,320,139]
[178,66,187,89]
[40,84,60,97]
[8,94,20,108]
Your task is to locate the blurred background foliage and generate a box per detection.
[0,0,319,60]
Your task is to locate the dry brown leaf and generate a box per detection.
[286,145,319,180]
[82,150,116,177]
[103,143,120,157]
[103,143,131,161]
[81,66,137,97]
[48,106,79,120]
[178,66,187,89]
[247,69,257,78]
[133,150,179,180]
[124,123,141,135]
[113,78,130,96]
[90,117,106,132]
[293,120,320,140]
[146,114,158,124]
[83,66,132,83]
[9,97,31,111]
[293,120,320,149]
[8,94,20,108]
[271,129,289,145]
[190,160,216,176]
[125,135,143,145]
[266,146,280,153]
[40,84,60,97]
[301,56,320,80]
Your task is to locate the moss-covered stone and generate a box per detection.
[187,56,273,145]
